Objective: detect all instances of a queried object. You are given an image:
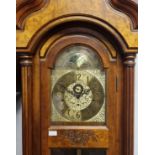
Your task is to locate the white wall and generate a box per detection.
[16,94,22,155]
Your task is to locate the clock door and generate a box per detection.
[40,30,123,155]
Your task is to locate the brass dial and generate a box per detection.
[52,70,105,122]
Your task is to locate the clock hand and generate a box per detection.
[79,89,91,98]
[73,84,84,99]
[83,89,91,94]
[59,84,77,97]
[66,89,75,96]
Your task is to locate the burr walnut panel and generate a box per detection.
[16,0,138,53]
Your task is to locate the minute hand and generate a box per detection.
[66,89,76,97]
[59,84,75,97]
[80,89,91,97]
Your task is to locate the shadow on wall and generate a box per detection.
[16,93,22,155]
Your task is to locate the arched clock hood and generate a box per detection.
[16,1,138,155]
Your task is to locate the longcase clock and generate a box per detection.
[16,0,138,155]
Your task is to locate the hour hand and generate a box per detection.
[59,84,76,97]
[81,89,91,96]
[75,89,91,99]
[66,89,75,96]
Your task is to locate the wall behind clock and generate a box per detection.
[16,94,22,155]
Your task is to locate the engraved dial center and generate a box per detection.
[73,84,83,94]
[64,82,93,111]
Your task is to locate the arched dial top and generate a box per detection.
[54,45,103,69]
[51,45,106,124]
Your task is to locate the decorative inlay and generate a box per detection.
[61,130,98,145]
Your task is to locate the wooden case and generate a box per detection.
[16,0,138,155]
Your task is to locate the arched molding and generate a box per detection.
[16,0,48,30]
[109,0,138,29]
[16,15,137,55]
[16,0,138,51]
[44,35,111,69]
[16,0,138,31]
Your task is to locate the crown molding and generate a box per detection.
[109,0,138,29]
[16,0,47,30]
[16,0,138,30]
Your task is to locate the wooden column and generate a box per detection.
[123,54,136,155]
[20,55,33,155]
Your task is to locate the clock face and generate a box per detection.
[51,45,106,123]
[52,70,105,122]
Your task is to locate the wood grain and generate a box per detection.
[16,0,138,53]
[17,1,138,155]
[16,0,47,30]
[110,0,138,29]
[40,30,120,155]
[123,54,136,155]
[20,55,33,155]
[48,128,109,148]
